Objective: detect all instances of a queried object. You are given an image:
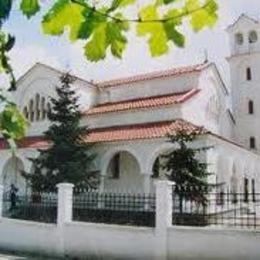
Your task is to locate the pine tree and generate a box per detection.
[24,74,98,192]
[162,128,214,210]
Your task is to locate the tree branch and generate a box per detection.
[71,0,212,24]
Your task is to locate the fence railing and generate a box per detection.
[1,182,260,230]
[171,185,260,229]
[73,190,156,227]
[2,191,57,224]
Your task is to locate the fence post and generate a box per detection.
[154,180,174,260]
[0,184,3,218]
[57,183,74,226]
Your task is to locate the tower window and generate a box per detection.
[246,67,252,81]
[235,33,244,45]
[249,31,258,44]
[250,137,256,149]
[248,100,254,114]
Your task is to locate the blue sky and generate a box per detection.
[3,0,260,84]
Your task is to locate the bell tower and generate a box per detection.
[227,14,260,152]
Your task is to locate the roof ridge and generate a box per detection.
[85,88,200,116]
[93,89,192,107]
[88,118,204,132]
[96,62,210,88]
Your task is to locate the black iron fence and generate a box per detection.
[73,190,156,227]
[172,186,260,229]
[3,192,57,224]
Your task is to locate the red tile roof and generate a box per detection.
[85,89,200,116]
[97,62,209,88]
[86,119,207,143]
[0,137,50,150]
[0,119,206,149]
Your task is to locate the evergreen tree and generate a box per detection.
[24,74,98,192]
[162,128,214,210]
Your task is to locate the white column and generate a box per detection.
[154,180,174,260]
[0,184,3,218]
[57,183,74,227]
[99,175,105,192]
[142,173,151,194]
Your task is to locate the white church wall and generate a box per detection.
[209,135,260,191]
[182,65,232,139]
[84,105,182,129]
[15,64,97,137]
[98,73,198,104]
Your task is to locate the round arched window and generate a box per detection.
[235,33,244,45]
[249,31,258,44]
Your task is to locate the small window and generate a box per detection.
[248,100,254,114]
[249,31,258,44]
[252,179,256,202]
[235,33,244,45]
[111,154,120,179]
[244,178,249,202]
[246,67,252,81]
[250,137,256,149]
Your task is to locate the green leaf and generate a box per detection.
[107,20,128,58]
[163,0,178,4]
[110,0,136,12]
[20,0,40,18]
[185,0,218,32]
[78,8,106,40]
[42,0,86,41]
[84,23,107,62]
[137,5,168,56]
[84,13,129,61]
[0,104,28,140]
[163,9,185,47]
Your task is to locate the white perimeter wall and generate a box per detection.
[0,218,260,260]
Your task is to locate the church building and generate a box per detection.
[0,15,259,196]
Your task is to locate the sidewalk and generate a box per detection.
[0,252,58,260]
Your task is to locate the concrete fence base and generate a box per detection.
[0,218,259,260]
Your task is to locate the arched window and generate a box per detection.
[23,107,29,119]
[235,33,244,45]
[152,157,160,179]
[110,154,120,179]
[41,97,46,120]
[249,31,258,44]
[47,102,51,116]
[29,99,34,122]
[35,94,40,121]
[248,100,254,114]
[246,67,252,81]
[250,137,256,149]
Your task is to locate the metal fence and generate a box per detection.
[73,190,156,227]
[172,186,260,229]
[3,192,57,224]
